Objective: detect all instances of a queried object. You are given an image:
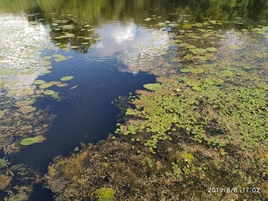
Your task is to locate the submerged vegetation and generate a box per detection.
[0,0,267,200]
[45,2,268,200]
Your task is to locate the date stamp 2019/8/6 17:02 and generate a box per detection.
[208,186,261,194]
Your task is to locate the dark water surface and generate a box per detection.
[0,0,267,200]
[15,62,156,171]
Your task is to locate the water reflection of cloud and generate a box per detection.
[0,13,52,94]
[94,21,169,73]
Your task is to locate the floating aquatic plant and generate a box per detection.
[60,76,74,81]
[56,83,69,87]
[143,83,162,91]
[0,174,12,190]
[190,67,205,74]
[19,106,36,114]
[91,187,116,200]
[39,83,53,89]
[20,136,46,146]
[44,90,56,95]
[0,159,8,168]
[34,80,45,85]
[206,47,217,52]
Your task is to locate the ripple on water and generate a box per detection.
[71,57,116,86]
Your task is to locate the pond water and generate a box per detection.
[0,0,267,200]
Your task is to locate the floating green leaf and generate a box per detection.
[34,80,45,85]
[60,76,74,81]
[0,159,8,168]
[180,68,191,73]
[91,187,116,200]
[44,90,56,95]
[39,83,53,89]
[143,83,162,91]
[206,47,217,52]
[191,67,205,74]
[221,70,233,77]
[20,136,46,146]
[191,48,207,55]
[192,85,203,91]
[41,69,51,74]
[175,39,182,43]
[43,56,52,60]
[0,175,12,190]
[57,83,69,87]
[19,106,36,114]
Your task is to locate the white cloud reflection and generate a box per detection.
[0,13,53,96]
[93,21,169,73]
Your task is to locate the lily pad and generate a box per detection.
[19,106,36,114]
[39,83,53,89]
[20,136,46,146]
[143,83,162,91]
[44,90,56,95]
[52,54,62,58]
[206,47,217,52]
[43,56,52,60]
[54,56,67,62]
[65,33,75,38]
[174,39,182,43]
[221,70,233,77]
[184,54,194,60]
[191,48,207,55]
[192,86,203,91]
[41,69,51,74]
[15,99,35,107]
[56,83,69,87]
[0,159,8,168]
[211,77,224,84]
[0,175,12,190]
[34,80,45,85]
[180,68,191,73]
[191,67,205,74]
[60,76,74,81]
[62,24,74,30]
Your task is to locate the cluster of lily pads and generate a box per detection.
[48,14,100,53]
[110,17,268,199]
[46,18,268,201]
[0,13,77,156]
